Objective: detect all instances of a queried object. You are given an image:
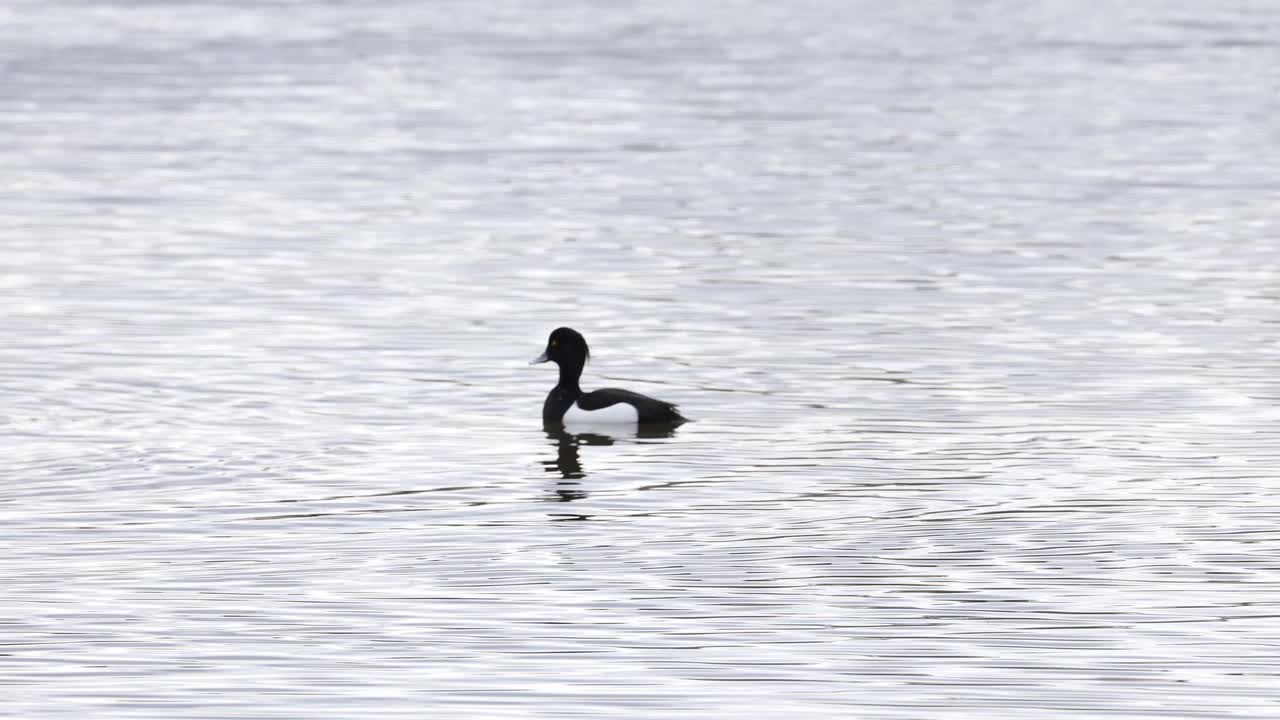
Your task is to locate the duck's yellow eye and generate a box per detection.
[550,340,558,347]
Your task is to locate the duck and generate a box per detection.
[530,327,687,426]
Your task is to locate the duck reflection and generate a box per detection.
[542,422,682,503]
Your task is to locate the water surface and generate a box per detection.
[4,1,1280,717]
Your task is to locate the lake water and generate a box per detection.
[4,0,1280,717]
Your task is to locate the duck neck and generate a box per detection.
[556,359,584,395]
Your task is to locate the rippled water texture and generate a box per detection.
[4,0,1280,717]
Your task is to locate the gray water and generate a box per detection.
[4,1,1280,717]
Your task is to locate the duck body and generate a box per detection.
[532,327,687,426]
[546,386,683,425]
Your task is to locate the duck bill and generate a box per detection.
[529,350,549,365]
